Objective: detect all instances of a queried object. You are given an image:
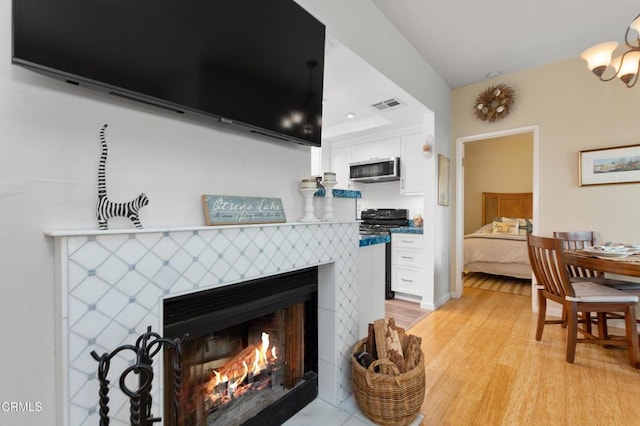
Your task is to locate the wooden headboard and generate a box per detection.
[482,192,533,225]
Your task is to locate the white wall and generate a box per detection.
[452,56,640,295]
[1,7,312,424]
[463,134,533,234]
[452,56,640,242]
[296,0,452,307]
[354,182,424,219]
[0,2,452,423]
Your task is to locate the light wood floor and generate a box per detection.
[408,286,640,426]
[385,298,432,329]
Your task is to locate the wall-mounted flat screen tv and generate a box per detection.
[12,0,325,147]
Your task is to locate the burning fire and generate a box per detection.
[205,332,278,401]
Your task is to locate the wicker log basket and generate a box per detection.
[351,338,425,426]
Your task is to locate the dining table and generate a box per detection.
[564,249,640,279]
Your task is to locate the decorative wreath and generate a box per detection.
[473,84,515,122]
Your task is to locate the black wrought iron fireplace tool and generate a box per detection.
[91,326,188,426]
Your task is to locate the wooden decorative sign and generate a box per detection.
[202,195,287,225]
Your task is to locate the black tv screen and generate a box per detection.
[12,0,325,146]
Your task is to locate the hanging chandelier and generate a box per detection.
[580,13,640,88]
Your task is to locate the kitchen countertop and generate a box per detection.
[359,234,390,247]
[359,227,423,246]
[390,227,424,235]
[314,188,361,198]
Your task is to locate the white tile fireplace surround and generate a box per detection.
[46,221,359,425]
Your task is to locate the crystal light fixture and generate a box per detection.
[581,13,640,87]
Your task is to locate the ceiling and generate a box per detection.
[322,37,430,142]
[371,0,640,89]
[321,2,640,141]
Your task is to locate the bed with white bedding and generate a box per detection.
[464,223,532,279]
[463,192,533,280]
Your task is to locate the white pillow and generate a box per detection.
[478,223,495,234]
[501,217,527,226]
[493,220,520,235]
[502,217,532,233]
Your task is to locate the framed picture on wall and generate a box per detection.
[579,144,640,186]
[438,154,450,206]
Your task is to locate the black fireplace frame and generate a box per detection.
[163,266,319,425]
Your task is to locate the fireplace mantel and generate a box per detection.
[47,220,359,425]
[44,221,339,237]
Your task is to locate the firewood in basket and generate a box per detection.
[374,319,388,361]
[388,348,406,373]
[401,334,410,355]
[367,323,377,359]
[387,317,406,335]
[404,335,422,371]
[385,325,403,358]
[386,318,407,352]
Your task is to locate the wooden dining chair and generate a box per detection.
[527,234,640,368]
[553,231,600,279]
[554,230,640,337]
[553,231,637,333]
[553,231,636,287]
[553,232,602,332]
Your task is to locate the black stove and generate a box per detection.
[359,208,409,300]
[359,208,409,235]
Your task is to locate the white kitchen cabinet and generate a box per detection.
[391,233,424,297]
[328,145,352,187]
[350,137,401,164]
[328,133,421,192]
[358,242,386,337]
[400,132,425,195]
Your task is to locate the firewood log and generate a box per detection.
[367,323,377,359]
[401,334,410,355]
[386,317,405,335]
[374,319,388,361]
[210,344,260,384]
[388,349,406,373]
[385,324,403,358]
[386,317,407,351]
[404,335,422,371]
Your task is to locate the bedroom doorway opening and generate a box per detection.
[454,125,540,312]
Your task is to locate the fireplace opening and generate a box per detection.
[163,267,319,425]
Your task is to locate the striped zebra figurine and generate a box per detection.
[96,124,149,230]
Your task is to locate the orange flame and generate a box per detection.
[208,332,277,390]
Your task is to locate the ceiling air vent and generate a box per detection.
[371,98,405,111]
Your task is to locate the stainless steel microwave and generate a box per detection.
[349,157,400,183]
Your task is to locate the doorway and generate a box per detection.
[454,125,540,312]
